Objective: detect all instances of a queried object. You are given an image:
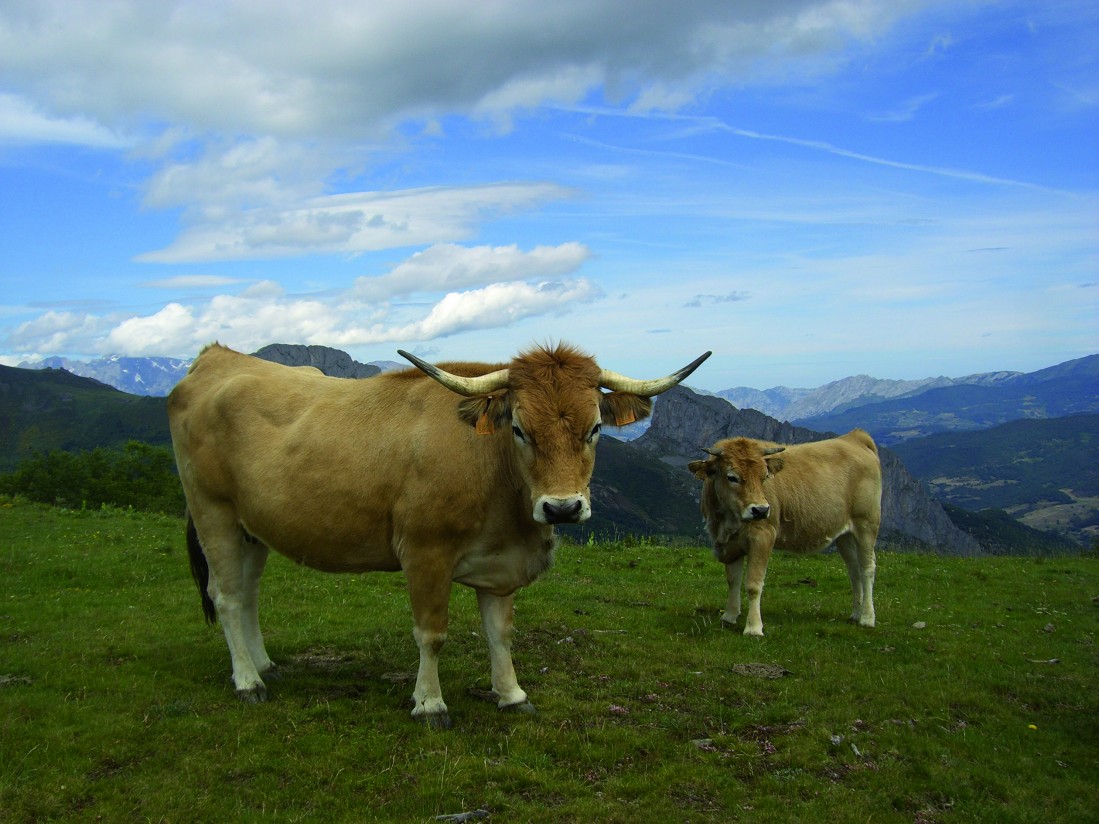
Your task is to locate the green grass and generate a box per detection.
[1,497,1097,822]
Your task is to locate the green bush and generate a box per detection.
[0,441,184,515]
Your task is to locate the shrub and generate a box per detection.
[0,441,184,515]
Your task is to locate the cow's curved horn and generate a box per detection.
[599,351,712,396]
[398,350,510,396]
[762,446,786,456]
[701,447,721,457]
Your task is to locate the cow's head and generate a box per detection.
[688,438,786,523]
[400,344,710,525]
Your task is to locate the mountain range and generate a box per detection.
[4,346,1094,553]
[794,355,1099,445]
[21,352,1096,448]
[18,355,193,397]
[718,369,1022,421]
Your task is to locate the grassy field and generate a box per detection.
[1,497,1096,822]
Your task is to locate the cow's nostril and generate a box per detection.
[750,505,770,520]
[543,500,583,524]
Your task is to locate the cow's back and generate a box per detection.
[766,429,881,552]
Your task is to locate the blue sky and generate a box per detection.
[1,0,1096,392]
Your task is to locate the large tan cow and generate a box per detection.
[169,342,709,727]
[688,430,881,636]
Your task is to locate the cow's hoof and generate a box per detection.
[416,711,453,730]
[720,618,739,630]
[501,699,537,716]
[236,684,267,703]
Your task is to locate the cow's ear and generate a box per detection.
[765,456,785,476]
[687,459,709,480]
[600,393,653,428]
[457,392,511,432]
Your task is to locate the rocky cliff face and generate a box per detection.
[251,344,381,379]
[634,386,982,555]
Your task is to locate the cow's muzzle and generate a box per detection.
[536,495,590,525]
[543,499,583,524]
[747,504,771,521]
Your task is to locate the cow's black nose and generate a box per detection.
[543,500,583,524]
[750,504,770,520]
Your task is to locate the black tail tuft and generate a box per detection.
[186,514,218,625]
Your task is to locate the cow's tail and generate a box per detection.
[186,513,218,625]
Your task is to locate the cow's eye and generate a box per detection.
[587,423,601,444]
[512,424,527,443]
[726,473,740,485]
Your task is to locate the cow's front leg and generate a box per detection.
[742,530,775,636]
[476,589,535,714]
[722,556,744,628]
[406,567,452,729]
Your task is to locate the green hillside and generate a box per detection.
[893,413,1099,546]
[0,365,171,471]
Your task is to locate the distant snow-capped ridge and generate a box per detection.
[18,346,400,396]
[20,355,194,396]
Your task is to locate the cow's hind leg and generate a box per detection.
[239,532,275,678]
[406,565,452,728]
[476,589,534,715]
[836,531,876,628]
[192,510,272,701]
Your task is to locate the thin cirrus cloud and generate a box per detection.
[0,93,129,147]
[684,291,752,308]
[139,275,248,289]
[136,183,575,263]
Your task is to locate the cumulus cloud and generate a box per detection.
[331,279,602,345]
[5,261,603,357]
[353,242,591,301]
[7,310,117,354]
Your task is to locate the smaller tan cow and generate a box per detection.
[688,430,881,636]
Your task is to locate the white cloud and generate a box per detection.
[353,242,591,301]
[684,291,752,308]
[331,279,603,345]
[0,2,926,140]
[7,310,117,355]
[140,275,247,289]
[0,93,129,147]
[5,262,604,357]
[0,0,938,264]
[974,94,1015,112]
[136,182,574,262]
[865,92,940,123]
[105,303,196,355]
